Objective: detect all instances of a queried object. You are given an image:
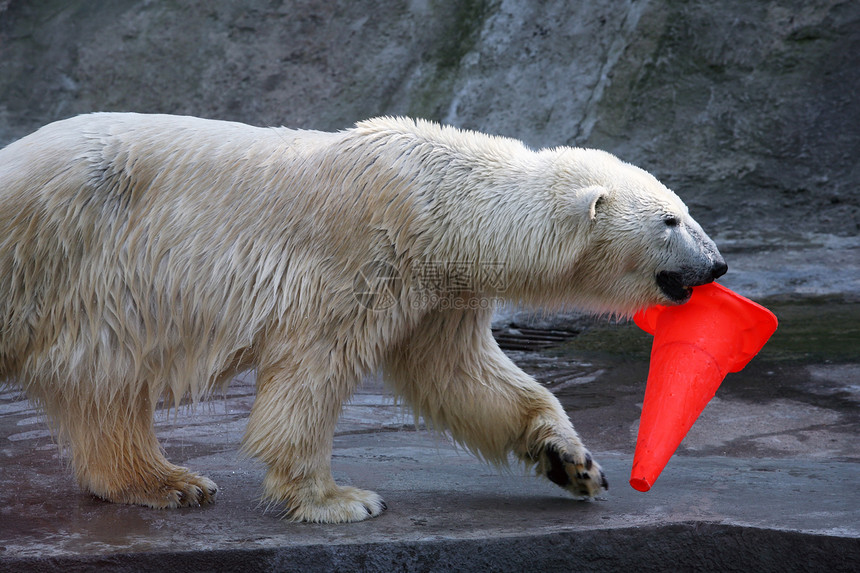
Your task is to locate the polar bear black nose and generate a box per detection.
[711,259,728,280]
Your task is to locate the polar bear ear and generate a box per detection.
[573,186,608,221]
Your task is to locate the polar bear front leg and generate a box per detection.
[520,405,609,498]
[243,359,386,523]
[387,308,608,498]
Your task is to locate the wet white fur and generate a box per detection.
[0,114,718,521]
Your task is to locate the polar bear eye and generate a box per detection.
[664,216,679,228]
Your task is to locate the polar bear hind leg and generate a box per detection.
[39,384,217,508]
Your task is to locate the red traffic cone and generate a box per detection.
[629,282,778,492]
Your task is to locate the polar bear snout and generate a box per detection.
[710,258,729,281]
[656,258,727,304]
[653,212,728,304]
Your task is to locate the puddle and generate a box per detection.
[755,298,860,363]
[530,297,860,366]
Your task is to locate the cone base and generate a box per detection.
[629,477,652,492]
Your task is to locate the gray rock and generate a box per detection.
[1,0,857,238]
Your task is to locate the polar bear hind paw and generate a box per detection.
[540,444,608,498]
[284,486,387,523]
[168,474,218,508]
[92,468,218,509]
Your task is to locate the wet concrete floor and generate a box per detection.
[1,236,858,571]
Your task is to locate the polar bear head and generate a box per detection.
[346,118,725,316]
[549,148,727,314]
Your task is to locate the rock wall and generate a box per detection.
[1,0,857,236]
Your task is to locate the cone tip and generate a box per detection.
[629,476,652,492]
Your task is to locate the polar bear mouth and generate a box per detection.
[655,271,694,303]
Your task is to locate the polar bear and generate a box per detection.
[0,113,726,523]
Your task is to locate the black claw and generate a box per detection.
[584,452,593,470]
[544,445,572,487]
[381,501,388,511]
[366,505,373,515]
[600,471,609,490]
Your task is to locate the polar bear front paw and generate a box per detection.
[537,443,608,498]
[281,484,387,523]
